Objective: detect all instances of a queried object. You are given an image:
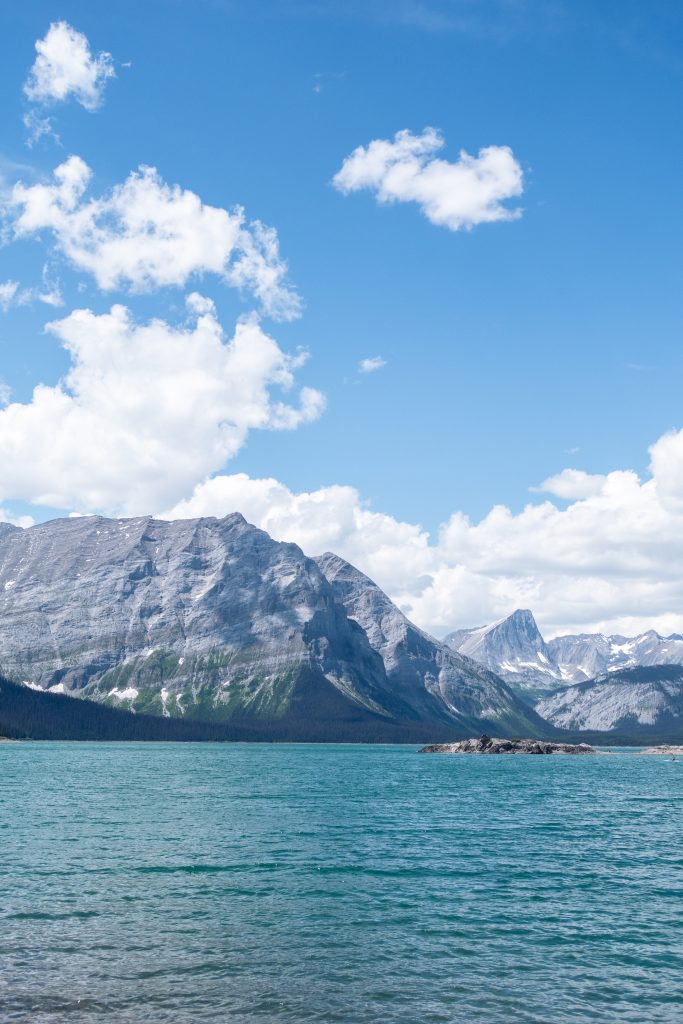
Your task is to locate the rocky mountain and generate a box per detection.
[445,610,683,694]
[316,554,546,737]
[0,515,544,740]
[536,666,683,734]
[444,610,561,692]
[547,631,683,683]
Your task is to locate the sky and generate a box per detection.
[1,0,683,638]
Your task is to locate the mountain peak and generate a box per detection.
[444,608,558,688]
[509,608,536,624]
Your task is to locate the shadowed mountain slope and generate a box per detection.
[316,553,547,738]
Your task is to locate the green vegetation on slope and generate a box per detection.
[0,675,466,743]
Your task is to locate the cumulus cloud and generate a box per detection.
[8,157,301,319]
[333,128,523,230]
[161,430,683,640]
[0,300,324,516]
[533,468,607,500]
[24,22,115,111]
[358,355,386,373]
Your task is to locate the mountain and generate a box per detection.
[444,610,561,692]
[445,610,683,694]
[536,666,683,734]
[547,631,683,683]
[0,515,541,740]
[0,675,447,743]
[316,554,546,737]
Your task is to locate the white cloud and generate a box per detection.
[333,128,523,230]
[23,110,59,148]
[358,355,386,373]
[0,281,19,312]
[24,22,115,111]
[0,381,11,406]
[0,300,324,517]
[533,468,607,500]
[0,507,33,529]
[161,427,683,640]
[186,291,216,316]
[34,272,63,308]
[9,156,301,319]
[0,272,62,312]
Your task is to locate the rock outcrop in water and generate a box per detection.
[419,734,596,754]
[0,515,545,738]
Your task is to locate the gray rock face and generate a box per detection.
[0,514,399,721]
[547,631,683,683]
[0,514,543,736]
[419,734,596,754]
[445,609,561,691]
[536,666,683,733]
[445,610,683,694]
[316,553,547,737]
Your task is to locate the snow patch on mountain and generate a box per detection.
[446,610,683,694]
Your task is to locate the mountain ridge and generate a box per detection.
[0,514,546,740]
[536,665,683,733]
[445,609,683,691]
[316,553,545,737]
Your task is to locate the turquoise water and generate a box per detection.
[1,743,682,1023]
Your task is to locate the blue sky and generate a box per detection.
[1,1,683,636]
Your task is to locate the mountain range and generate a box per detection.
[535,666,683,734]
[4,516,683,742]
[446,609,683,735]
[0,514,543,741]
[446,609,683,690]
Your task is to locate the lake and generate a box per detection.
[1,742,681,1023]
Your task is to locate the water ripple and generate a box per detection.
[1,743,682,1023]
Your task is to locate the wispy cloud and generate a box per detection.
[312,70,346,93]
[0,281,20,312]
[358,355,386,374]
[280,0,571,42]
[0,267,63,313]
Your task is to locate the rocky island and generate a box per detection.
[419,734,596,755]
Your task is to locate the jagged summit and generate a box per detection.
[444,607,683,716]
[444,608,560,690]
